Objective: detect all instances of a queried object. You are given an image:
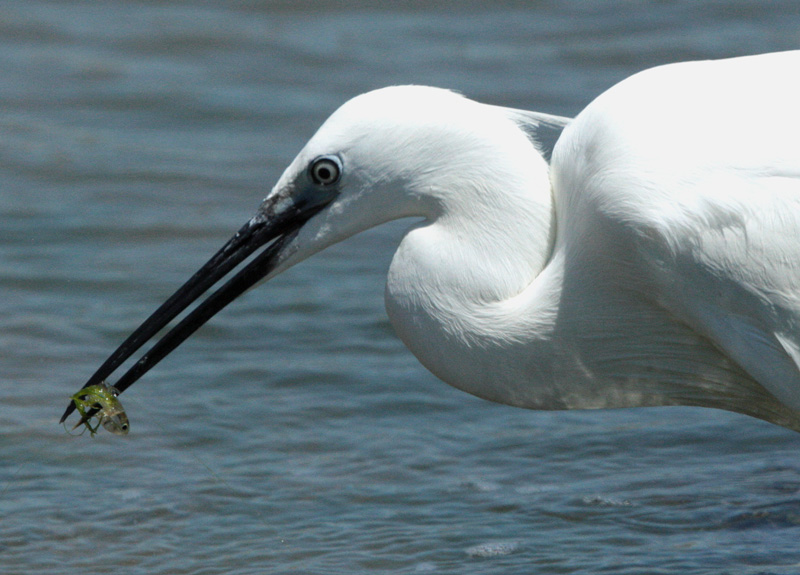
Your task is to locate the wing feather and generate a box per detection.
[561,51,800,414]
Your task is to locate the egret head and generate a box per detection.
[61,86,561,419]
[262,85,554,276]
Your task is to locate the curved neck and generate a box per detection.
[384,157,561,406]
[384,173,794,424]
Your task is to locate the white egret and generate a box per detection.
[62,50,800,431]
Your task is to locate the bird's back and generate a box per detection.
[552,50,800,424]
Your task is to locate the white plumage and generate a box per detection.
[67,50,800,433]
[264,51,800,429]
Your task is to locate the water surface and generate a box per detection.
[3,2,800,573]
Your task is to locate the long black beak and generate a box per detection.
[60,191,330,424]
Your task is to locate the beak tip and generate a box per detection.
[59,400,76,424]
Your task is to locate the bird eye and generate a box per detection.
[309,155,341,186]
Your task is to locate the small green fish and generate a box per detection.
[69,382,130,436]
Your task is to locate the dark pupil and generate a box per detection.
[316,165,332,181]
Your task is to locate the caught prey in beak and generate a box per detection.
[64,70,800,437]
[60,154,343,428]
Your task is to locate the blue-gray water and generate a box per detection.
[3,2,800,573]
